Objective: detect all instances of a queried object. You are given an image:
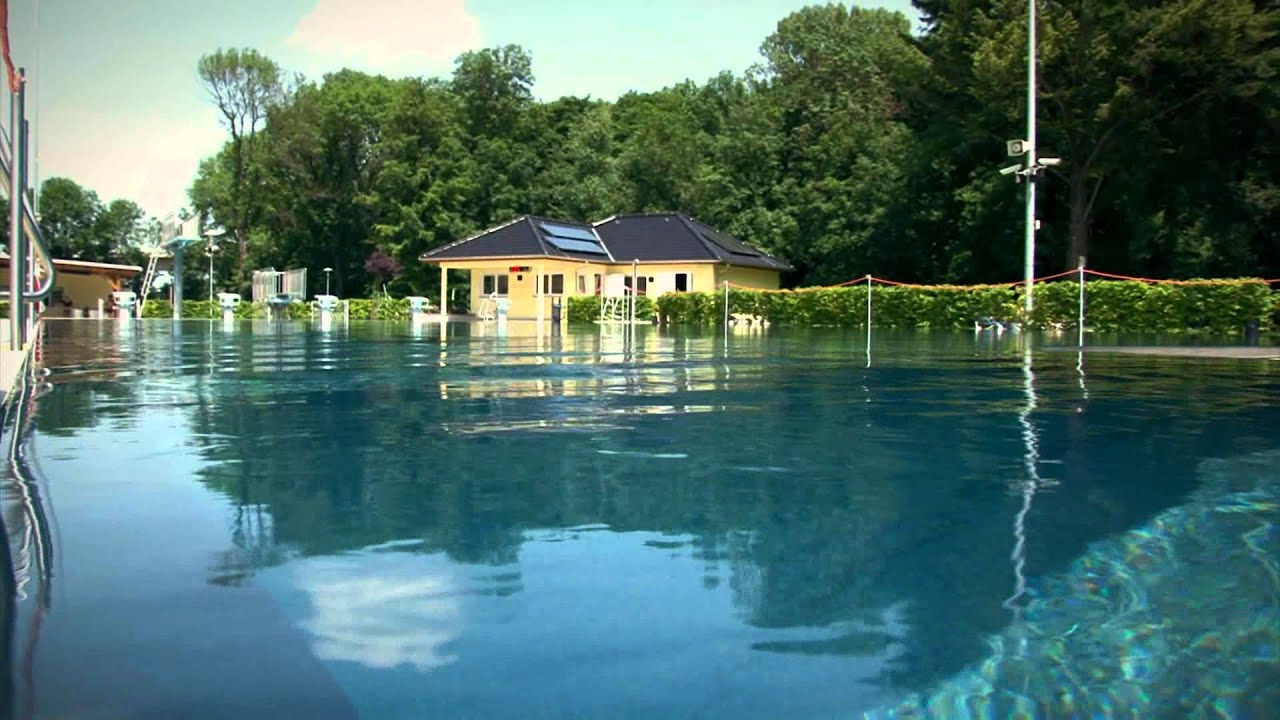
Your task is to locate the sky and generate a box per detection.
[6,0,917,217]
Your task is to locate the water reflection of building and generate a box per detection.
[438,326,729,403]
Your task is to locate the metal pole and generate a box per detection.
[172,247,184,319]
[32,0,40,216]
[1023,0,1037,316]
[9,72,26,350]
[208,244,214,305]
[723,281,729,327]
[630,260,637,326]
[866,275,872,368]
[723,280,729,348]
[21,112,36,336]
[1077,256,1085,348]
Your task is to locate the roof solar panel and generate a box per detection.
[545,236,608,255]
[540,222,598,242]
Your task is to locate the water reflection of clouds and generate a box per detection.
[292,546,463,673]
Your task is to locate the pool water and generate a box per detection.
[3,319,1278,719]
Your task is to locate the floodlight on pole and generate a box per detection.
[323,267,333,295]
[1024,0,1037,317]
[204,227,225,304]
[996,1,1055,319]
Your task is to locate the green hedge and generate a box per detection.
[566,295,656,323]
[652,280,1275,334]
[138,297,418,321]
[15,281,1275,334]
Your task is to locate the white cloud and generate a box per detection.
[285,0,482,75]
[292,550,463,672]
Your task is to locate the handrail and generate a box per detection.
[0,124,55,302]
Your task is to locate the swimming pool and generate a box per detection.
[4,319,1278,718]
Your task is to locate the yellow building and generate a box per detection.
[0,257,142,317]
[420,213,791,320]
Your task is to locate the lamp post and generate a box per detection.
[203,227,226,304]
[207,243,217,303]
[996,0,1062,319]
[324,267,333,296]
[1024,0,1037,316]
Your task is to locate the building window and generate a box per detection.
[674,273,690,292]
[542,273,564,295]
[577,274,587,294]
[482,274,509,295]
[624,276,648,296]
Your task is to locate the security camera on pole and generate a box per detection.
[998,0,1063,318]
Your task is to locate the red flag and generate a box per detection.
[0,0,19,93]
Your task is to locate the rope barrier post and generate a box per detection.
[1077,256,1085,348]
[723,281,729,328]
[865,274,872,329]
[865,275,872,367]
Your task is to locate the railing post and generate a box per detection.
[9,70,26,351]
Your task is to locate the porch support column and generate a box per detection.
[439,265,448,318]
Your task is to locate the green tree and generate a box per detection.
[38,177,103,260]
[180,11,1279,293]
[93,199,147,262]
[450,45,535,140]
[924,0,1278,276]
[755,5,929,282]
[198,48,286,291]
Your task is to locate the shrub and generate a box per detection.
[651,280,1273,334]
[19,282,1276,335]
[567,295,655,323]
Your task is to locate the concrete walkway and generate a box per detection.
[0,323,28,403]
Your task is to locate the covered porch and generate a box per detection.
[0,257,142,317]
[434,259,614,321]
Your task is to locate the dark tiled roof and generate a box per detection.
[420,217,543,260]
[420,216,612,262]
[421,213,792,272]
[594,213,793,271]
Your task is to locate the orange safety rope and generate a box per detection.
[0,0,18,93]
[726,268,1084,293]
[728,268,1275,293]
[1083,269,1269,286]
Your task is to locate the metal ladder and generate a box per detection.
[600,296,627,323]
[137,253,160,317]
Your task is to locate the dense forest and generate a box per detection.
[31,1,1280,297]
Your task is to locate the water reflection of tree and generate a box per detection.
[33,377,139,437]
[176,329,1280,692]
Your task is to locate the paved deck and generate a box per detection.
[1046,345,1280,360]
[0,322,27,403]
